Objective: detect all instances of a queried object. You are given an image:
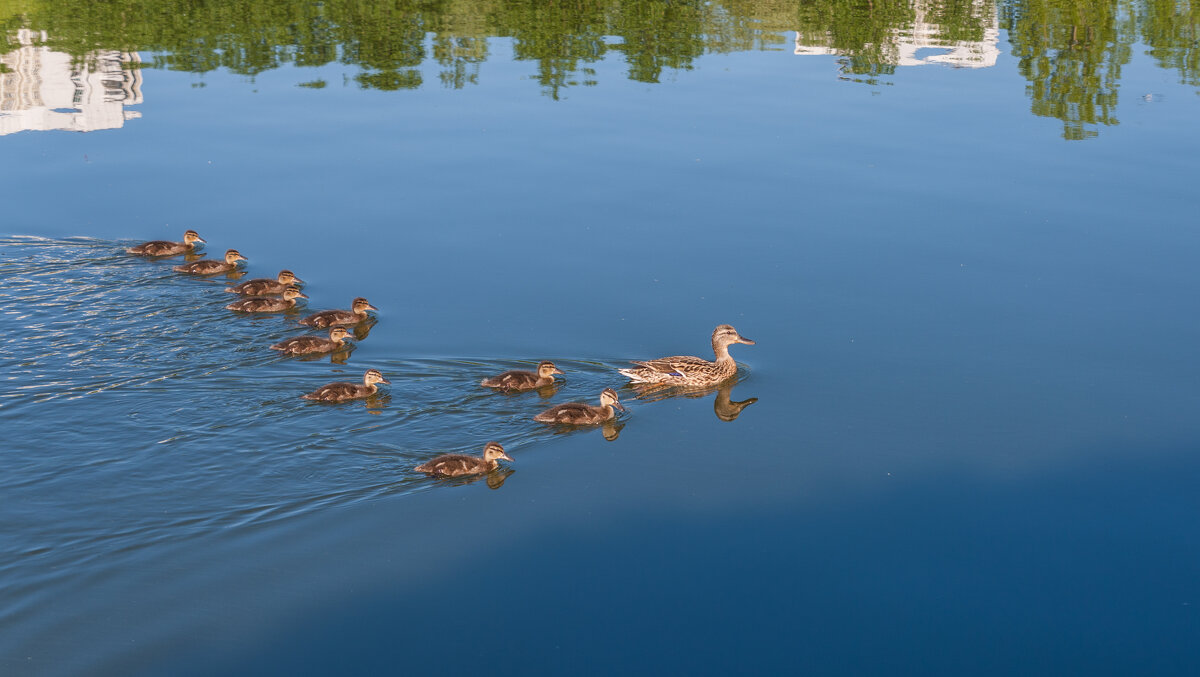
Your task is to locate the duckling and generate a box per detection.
[301,368,391,402]
[173,249,247,275]
[225,270,304,296]
[127,230,205,256]
[480,361,564,392]
[226,286,307,313]
[270,326,353,356]
[533,387,625,425]
[299,297,377,328]
[415,441,513,477]
[618,324,755,387]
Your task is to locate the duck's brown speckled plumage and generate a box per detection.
[533,388,625,425]
[226,270,303,296]
[128,230,205,256]
[173,249,247,275]
[226,286,307,313]
[618,324,755,387]
[301,369,390,402]
[415,442,513,477]
[299,297,377,328]
[270,327,353,356]
[481,361,563,392]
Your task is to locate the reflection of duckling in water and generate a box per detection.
[415,441,513,477]
[173,249,247,275]
[225,270,304,296]
[270,326,353,356]
[301,368,390,402]
[619,324,755,387]
[481,361,563,392]
[226,286,307,312]
[630,379,758,422]
[534,388,624,425]
[300,297,377,328]
[128,230,205,256]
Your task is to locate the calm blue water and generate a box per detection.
[3,5,1200,675]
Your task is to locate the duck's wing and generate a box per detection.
[415,454,484,476]
[228,279,279,295]
[300,309,355,327]
[534,402,596,423]
[128,240,182,256]
[481,370,537,390]
[228,297,283,312]
[301,382,358,401]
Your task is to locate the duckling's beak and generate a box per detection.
[612,401,626,412]
[292,277,305,285]
[499,452,514,462]
[379,376,391,384]
[196,236,207,243]
[737,336,756,345]
[297,292,309,299]
[365,303,379,312]
[552,368,564,375]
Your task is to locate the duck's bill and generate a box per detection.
[612,401,626,411]
[379,377,392,384]
[365,304,379,311]
[499,453,515,462]
[552,368,565,375]
[738,337,756,345]
[196,236,207,243]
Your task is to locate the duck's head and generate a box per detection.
[328,326,352,342]
[538,361,564,378]
[282,286,308,301]
[183,230,205,245]
[600,387,625,411]
[363,369,391,386]
[278,270,303,285]
[224,249,247,264]
[483,441,514,463]
[352,297,378,314]
[712,324,755,349]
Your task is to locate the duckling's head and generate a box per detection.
[278,270,303,284]
[712,324,755,348]
[352,297,378,314]
[363,369,391,386]
[600,387,625,411]
[183,230,205,245]
[537,361,564,378]
[483,441,514,463]
[224,249,247,264]
[282,286,308,301]
[328,326,352,341]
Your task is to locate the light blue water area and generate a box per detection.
[3,18,1200,676]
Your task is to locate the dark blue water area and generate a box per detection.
[3,30,1200,675]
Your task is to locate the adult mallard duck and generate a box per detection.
[299,297,377,328]
[415,441,513,477]
[301,368,390,402]
[225,270,304,296]
[481,361,563,392]
[533,388,624,425]
[270,326,353,356]
[226,286,307,312]
[618,324,755,387]
[173,249,247,275]
[127,230,205,256]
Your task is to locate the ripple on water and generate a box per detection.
[0,237,656,624]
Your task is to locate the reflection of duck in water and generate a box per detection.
[534,388,624,425]
[226,286,307,312]
[481,361,563,392]
[270,326,353,356]
[127,230,205,256]
[301,368,390,402]
[173,249,247,275]
[630,378,758,422]
[300,297,377,328]
[619,324,755,387]
[225,270,304,296]
[415,441,513,477]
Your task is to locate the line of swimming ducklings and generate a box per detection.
[128,230,756,481]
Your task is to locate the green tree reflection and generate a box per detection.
[1,0,1198,138]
